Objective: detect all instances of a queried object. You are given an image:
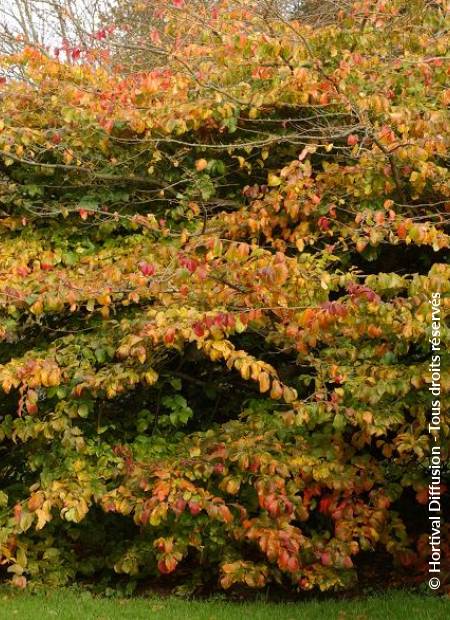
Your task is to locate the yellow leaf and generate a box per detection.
[270,380,283,400]
[268,173,281,187]
[283,386,297,403]
[144,369,158,385]
[258,371,271,393]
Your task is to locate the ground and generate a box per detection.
[0,588,448,619]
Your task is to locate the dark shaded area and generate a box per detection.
[351,244,449,276]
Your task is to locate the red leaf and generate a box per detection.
[138,261,156,276]
[189,501,201,516]
[192,321,205,337]
[318,216,330,231]
[164,328,175,344]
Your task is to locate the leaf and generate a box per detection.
[268,173,281,187]
[258,372,271,393]
[95,348,106,363]
[78,403,89,418]
[78,196,99,211]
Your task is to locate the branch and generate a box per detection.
[371,136,407,204]
[0,151,178,196]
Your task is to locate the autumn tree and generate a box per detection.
[0,0,448,593]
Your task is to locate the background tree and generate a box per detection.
[0,0,448,594]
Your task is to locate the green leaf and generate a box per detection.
[78,404,90,418]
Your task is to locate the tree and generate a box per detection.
[0,0,448,593]
[0,0,110,52]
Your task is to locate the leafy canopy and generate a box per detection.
[0,0,448,593]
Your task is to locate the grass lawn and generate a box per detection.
[0,588,448,620]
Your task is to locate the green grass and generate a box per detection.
[0,588,448,620]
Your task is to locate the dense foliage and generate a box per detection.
[0,0,449,594]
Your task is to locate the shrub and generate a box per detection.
[0,0,448,593]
